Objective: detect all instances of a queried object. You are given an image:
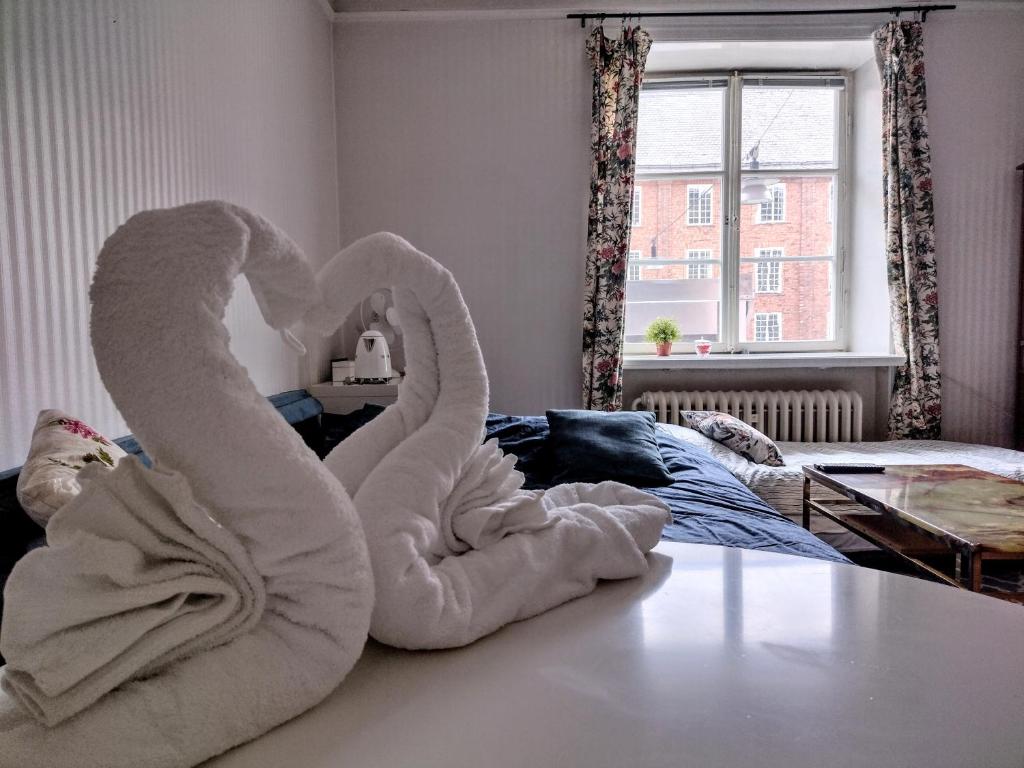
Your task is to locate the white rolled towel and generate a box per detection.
[312,233,670,650]
[0,202,373,767]
[1,460,264,726]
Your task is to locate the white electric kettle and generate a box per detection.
[353,329,392,383]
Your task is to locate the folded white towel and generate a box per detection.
[312,233,670,650]
[0,202,373,767]
[1,459,264,726]
[440,438,552,553]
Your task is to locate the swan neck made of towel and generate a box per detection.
[314,233,489,499]
[0,201,374,768]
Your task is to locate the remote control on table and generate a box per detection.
[813,463,886,474]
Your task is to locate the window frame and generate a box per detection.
[627,250,642,281]
[754,249,783,293]
[754,312,783,342]
[624,71,849,355]
[685,248,712,280]
[686,184,713,226]
[631,188,642,227]
[754,183,786,224]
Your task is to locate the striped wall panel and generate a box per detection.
[926,12,1024,447]
[0,0,338,469]
[333,19,592,416]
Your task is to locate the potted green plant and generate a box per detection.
[645,317,681,357]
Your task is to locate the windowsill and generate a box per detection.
[622,352,904,370]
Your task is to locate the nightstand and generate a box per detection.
[309,380,400,415]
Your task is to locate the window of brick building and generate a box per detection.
[754,312,782,342]
[754,250,783,293]
[687,185,713,225]
[631,189,642,227]
[755,184,786,223]
[686,249,712,280]
[625,72,846,352]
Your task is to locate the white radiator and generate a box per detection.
[631,389,863,443]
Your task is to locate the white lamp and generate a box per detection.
[741,142,777,206]
[740,178,774,205]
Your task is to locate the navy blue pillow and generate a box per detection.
[545,410,674,487]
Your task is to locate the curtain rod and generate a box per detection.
[568,4,956,26]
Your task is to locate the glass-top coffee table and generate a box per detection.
[802,463,1024,601]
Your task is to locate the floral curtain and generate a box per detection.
[582,25,651,411]
[874,20,941,439]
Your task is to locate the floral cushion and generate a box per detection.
[15,410,127,526]
[679,411,784,467]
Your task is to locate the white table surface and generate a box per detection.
[207,543,1024,768]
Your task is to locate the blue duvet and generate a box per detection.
[485,415,847,564]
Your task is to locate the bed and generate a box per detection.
[483,414,847,564]
[661,423,1024,551]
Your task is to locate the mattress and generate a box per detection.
[486,415,848,564]
[660,423,1024,553]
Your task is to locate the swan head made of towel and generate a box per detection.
[0,201,374,768]
[307,232,671,651]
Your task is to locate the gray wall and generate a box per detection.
[0,0,339,469]
[332,7,1024,446]
[333,19,591,414]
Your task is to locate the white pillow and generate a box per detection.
[16,410,127,526]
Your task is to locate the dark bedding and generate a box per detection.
[485,414,848,564]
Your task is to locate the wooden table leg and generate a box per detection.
[802,475,811,530]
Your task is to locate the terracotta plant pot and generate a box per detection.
[655,341,673,357]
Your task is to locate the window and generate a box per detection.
[631,188,642,227]
[627,250,642,281]
[625,72,845,351]
[754,312,782,342]
[687,185,713,225]
[686,249,711,280]
[755,184,785,223]
[754,250,782,293]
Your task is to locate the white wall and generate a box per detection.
[925,10,1024,446]
[333,19,591,415]
[0,0,338,469]
[333,8,1024,446]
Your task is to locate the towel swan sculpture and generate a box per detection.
[310,232,670,649]
[0,206,668,766]
[0,202,374,767]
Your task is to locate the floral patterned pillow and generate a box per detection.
[15,409,127,526]
[679,411,785,467]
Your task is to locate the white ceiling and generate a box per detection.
[646,39,876,72]
[330,0,1009,13]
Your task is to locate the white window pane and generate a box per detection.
[627,175,723,342]
[625,278,720,343]
[739,260,834,343]
[636,88,725,174]
[741,86,837,170]
[740,176,834,258]
[738,174,836,340]
[631,188,642,226]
